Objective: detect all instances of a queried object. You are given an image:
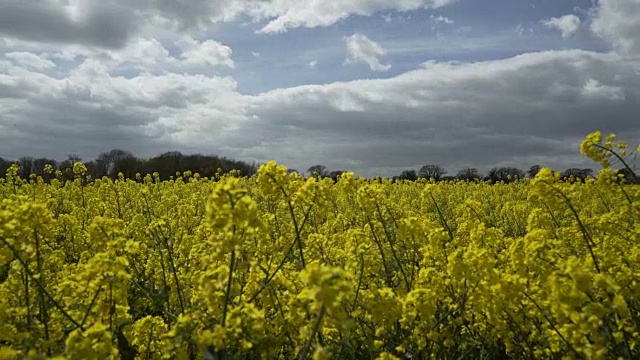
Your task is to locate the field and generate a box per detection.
[1,132,639,360]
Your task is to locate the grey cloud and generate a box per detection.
[1,47,638,177]
[0,1,139,48]
[309,135,573,169]
[226,50,640,175]
[249,51,637,136]
[0,0,460,48]
[0,58,246,161]
[0,0,247,49]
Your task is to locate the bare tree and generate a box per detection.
[418,164,446,181]
[96,149,135,178]
[397,170,418,181]
[527,165,542,178]
[307,165,328,178]
[18,157,35,178]
[328,170,346,182]
[562,168,593,182]
[485,167,524,183]
[0,158,11,176]
[456,167,481,181]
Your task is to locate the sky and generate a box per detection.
[0,0,639,177]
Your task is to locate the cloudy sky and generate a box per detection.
[0,0,639,176]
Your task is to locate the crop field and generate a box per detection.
[1,132,639,360]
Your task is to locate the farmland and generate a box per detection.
[0,132,639,359]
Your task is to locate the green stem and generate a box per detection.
[221,250,236,327]
[524,292,583,359]
[34,230,51,355]
[247,200,315,303]
[297,306,326,360]
[1,237,83,330]
[545,183,600,273]
[592,143,638,182]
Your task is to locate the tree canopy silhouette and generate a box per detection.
[418,164,446,181]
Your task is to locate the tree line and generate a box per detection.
[0,149,258,181]
[304,164,638,184]
[1,151,637,184]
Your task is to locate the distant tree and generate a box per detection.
[0,157,55,179]
[141,152,256,180]
[18,157,35,178]
[191,154,219,178]
[617,168,639,184]
[95,149,135,178]
[485,167,525,183]
[84,161,98,180]
[307,165,328,178]
[418,164,446,181]
[68,154,82,163]
[328,170,346,182]
[113,156,146,179]
[33,158,57,178]
[146,151,184,180]
[456,167,481,181]
[59,154,82,173]
[561,168,593,182]
[397,170,418,181]
[0,151,258,181]
[58,154,82,182]
[0,158,12,177]
[527,165,542,178]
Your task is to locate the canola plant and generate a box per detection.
[0,131,639,360]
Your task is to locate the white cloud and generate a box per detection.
[541,14,581,38]
[591,0,640,57]
[308,60,318,69]
[0,54,246,158]
[3,35,233,71]
[5,52,56,71]
[429,14,454,32]
[430,15,454,24]
[515,23,534,37]
[255,0,458,33]
[106,37,171,67]
[252,51,260,57]
[176,36,234,68]
[344,33,391,72]
[581,78,625,101]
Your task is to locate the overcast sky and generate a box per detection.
[0,0,639,177]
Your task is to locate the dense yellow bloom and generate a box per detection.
[73,162,87,176]
[65,322,118,359]
[0,133,638,359]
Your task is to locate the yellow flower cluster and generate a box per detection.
[0,131,639,359]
